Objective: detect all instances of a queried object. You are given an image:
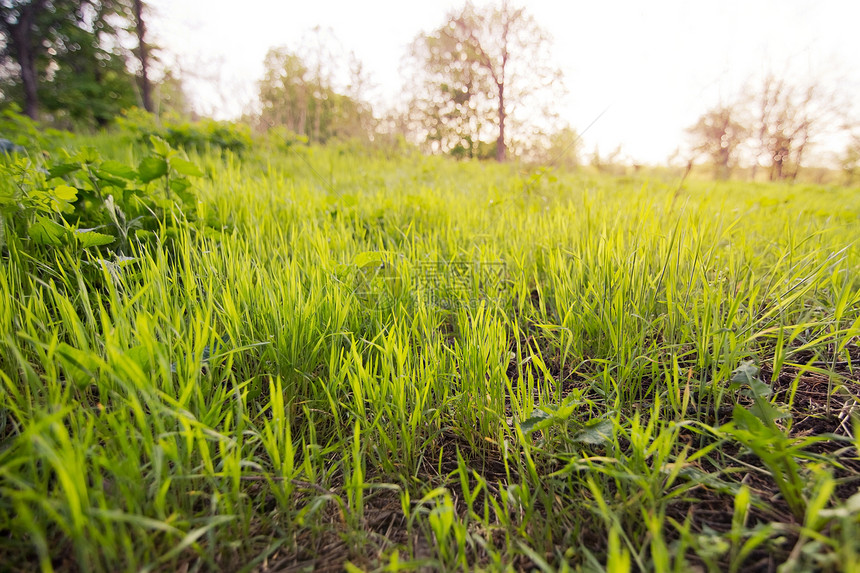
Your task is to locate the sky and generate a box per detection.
[147,0,860,164]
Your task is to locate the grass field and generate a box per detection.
[1,134,859,572]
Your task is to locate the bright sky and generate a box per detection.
[147,0,860,164]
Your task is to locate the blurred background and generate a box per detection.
[2,0,858,180]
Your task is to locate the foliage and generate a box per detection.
[0,133,203,260]
[404,23,495,158]
[149,70,192,118]
[0,0,140,125]
[686,104,748,180]
[687,74,849,182]
[257,42,374,144]
[747,75,824,182]
[720,361,844,521]
[38,1,138,127]
[0,131,859,572]
[0,104,71,150]
[404,0,565,161]
[117,107,252,154]
[517,124,581,168]
[841,133,860,186]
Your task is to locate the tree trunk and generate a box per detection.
[15,31,39,120]
[772,155,783,181]
[496,82,506,162]
[134,0,153,112]
[790,130,809,183]
[313,85,322,142]
[8,2,46,120]
[715,146,729,180]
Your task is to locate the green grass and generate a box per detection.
[1,135,859,572]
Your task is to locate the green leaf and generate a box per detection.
[29,216,68,245]
[121,187,143,206]
[75,147,101,164]
[748,377,773,398]
[353,251,398,269]
[98,160,137,180]
[155,515,237,565]
[150,135,171,157]
[52,184,78,202]
[545,393,582,419]
[75,229,114,248]
[0,181,19,206]
[170,177,191,194]
[113,255,138,266]
[153,198,175,210]
[171,157,204,177]
[126,343,169,373]
[730,360,759,386]
[138,157,168,183]
[48,163,81,179]
[93,169,129,188]
[174,188,196,206]
[732,405,768,434]
[572,419,613,445]
[519,409,553,435]
[56,343,100,388]
[134,229,157,241]
[749,399,790,424]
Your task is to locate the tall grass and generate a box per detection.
[1,136,859,571]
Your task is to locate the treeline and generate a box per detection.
[686,75,858,183]
[252,29,374,146]
[1,1,856,178]
[248,3,574,166]
[0,0,182,126]
[1,1,577,166]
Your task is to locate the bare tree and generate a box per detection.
[405,1,563,161]
[686,103,748,180]
[747,74,839,181]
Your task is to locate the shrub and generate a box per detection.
[0,135,204,260]
[0,104,72,152]
[117,108,252,155]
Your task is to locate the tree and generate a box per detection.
[259,48,310,135]
[686,103,748,180]
[40,1,136,126]
[841,134,860,186]
[516,124,581,168]
[0,0,54,119]
[132,0,152,112]
[257,42,373,143]
[747,74,838,182]
[405,0,563,161]
[0,0,137,124]
[152,69,189,117]
[404,25,493,158]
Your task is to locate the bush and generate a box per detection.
[0,135,204,261]
[117,108,252,155]
[0,104,72,152]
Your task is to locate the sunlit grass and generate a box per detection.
[1,136,859,571]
